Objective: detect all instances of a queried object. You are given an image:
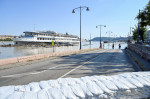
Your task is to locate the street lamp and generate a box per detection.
[130,27,134,36]
[106,31,113,42]
[113,34,116,43]
[96,25,106,48]
[90,33,91,48]
[129,27,134,41]
[114,34,117,43]
[72,6,89,50]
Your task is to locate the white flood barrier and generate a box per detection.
[0,72,150,99]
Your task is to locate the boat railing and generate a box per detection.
[21,36,34,38]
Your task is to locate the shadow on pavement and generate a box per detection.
[46,49,136,77]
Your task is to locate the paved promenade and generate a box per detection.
[0,49,136,86]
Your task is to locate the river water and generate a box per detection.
[0,41,127,59]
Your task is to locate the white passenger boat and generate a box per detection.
[13,31,80,45]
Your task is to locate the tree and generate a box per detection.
[137,1,150,27]
[4,38,12,41]
[136,1,150,42]
[132,25,147,42]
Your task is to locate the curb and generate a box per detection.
[0,48,100,66]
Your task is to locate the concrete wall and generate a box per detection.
[0,48,99,66]
[0,71,150,99]
[128,44,150,61]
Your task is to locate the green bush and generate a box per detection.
[0,38,12,41]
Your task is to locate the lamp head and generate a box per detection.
[72,10,75,13]
[104,25,106,27]
[86,7,89,11]
[96,26,98,28]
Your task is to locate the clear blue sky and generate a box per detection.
[0,0,149,39]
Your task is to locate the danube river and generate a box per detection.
[0,41,127,59]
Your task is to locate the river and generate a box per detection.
[0,41,127,59]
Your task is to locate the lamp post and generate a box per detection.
[115,34,117,43]
[129,27,134,42]
[90,33,91,48]
[72,6,89,50]
[113,34,117,43]
[106,31,113,42]
[96,25,106,48]
[130,27,134,36]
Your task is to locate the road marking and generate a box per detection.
[1,65,63,78]
[59,50,106,78]
[1,49,110,78]
[59,65,82,78]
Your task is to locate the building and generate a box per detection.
[0,35,14,40]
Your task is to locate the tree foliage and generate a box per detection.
[0,38,12,41]
[132,25,147,42]
[137,1,150,27]
[136,1,150,42]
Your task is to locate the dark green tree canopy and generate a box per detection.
[135,1,150,42]
[132,25,147,41]
[137,1,150,27]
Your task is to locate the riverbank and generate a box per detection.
[0,43,74,47]
[0,42,127,60]
[0,48,99,66]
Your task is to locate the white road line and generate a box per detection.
[1,49,110,78]
[59,50,107,78]
[59,65,82,78]
[1,65,62,78]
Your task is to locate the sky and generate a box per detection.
[0,0,149,39]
